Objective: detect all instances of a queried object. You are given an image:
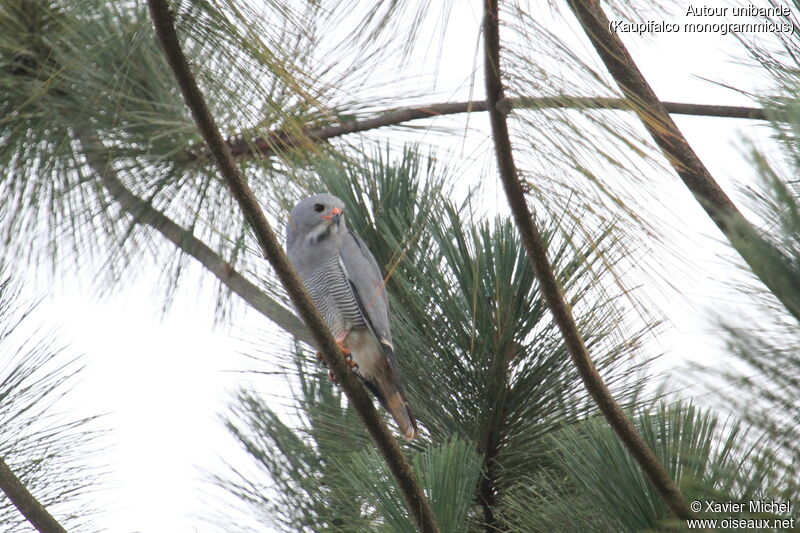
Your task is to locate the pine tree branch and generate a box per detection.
[483,0,696,523]
[566,0,800,328]
[145,2,440,533]
[477,346,517,532]
[478,428,506,533]
[0,457,68,533]
[212,98,766,160]
[77,134,312,344]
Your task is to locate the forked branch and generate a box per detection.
[145,1,440,532]
[483,0,696,521]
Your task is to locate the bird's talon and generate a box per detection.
[336,341,351,357]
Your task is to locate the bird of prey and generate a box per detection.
[286,193,418,439]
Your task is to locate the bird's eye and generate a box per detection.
[313,203,325,213]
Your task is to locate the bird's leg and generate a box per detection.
[334,332,358,371]
[315,334,353,366]
[335,340,351,357]
[336,342,358,370]
[326,332,358,384]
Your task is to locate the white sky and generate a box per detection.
[11,2,786,532]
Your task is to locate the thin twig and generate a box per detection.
[145,2,440,532]
[0,457,68,533]
[482,0,696,522]
[566,0,800,326]
[208,97,767,160]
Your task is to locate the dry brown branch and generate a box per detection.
[567,0,800,328]
[145,1,440,531]
[208,97,766,161]
[483,0,696,522]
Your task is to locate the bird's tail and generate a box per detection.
[385,386,418,440]
[360,339,419,439]
[366,376,418,440]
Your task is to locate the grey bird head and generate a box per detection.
[286,193,347,251]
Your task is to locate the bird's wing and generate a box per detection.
[339,230,418,440]
[338,230,393,350]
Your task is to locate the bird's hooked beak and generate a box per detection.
[322,207,342,225]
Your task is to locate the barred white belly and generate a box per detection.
[303,254,364,338]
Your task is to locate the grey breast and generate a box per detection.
[303,254,365,338]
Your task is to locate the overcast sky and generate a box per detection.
[14,2,783,532]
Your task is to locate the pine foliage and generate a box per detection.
[0,275,102,532]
